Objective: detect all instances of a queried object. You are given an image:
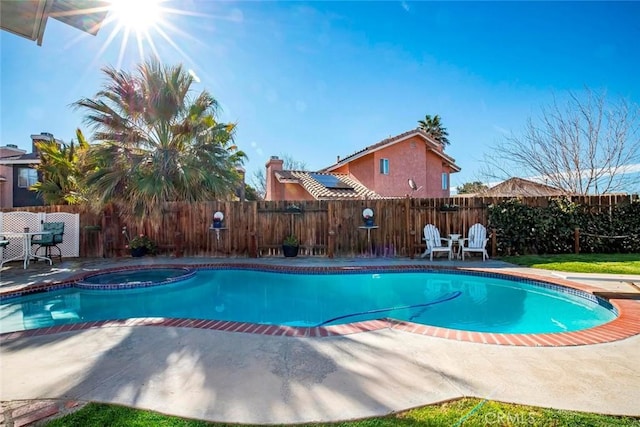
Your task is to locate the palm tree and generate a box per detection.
[417,114,450,146]
[74,60,246,223]
[31,129,89,205]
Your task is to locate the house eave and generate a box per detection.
[0,0,109,46]
[0,159,42,165]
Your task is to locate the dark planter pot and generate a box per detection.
[130,247,148,257]
[364,218,375,227]
[213,221,223,229]
[282,244,299,257]
[286,206,302,214]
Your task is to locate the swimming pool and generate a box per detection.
[0,268,616,335]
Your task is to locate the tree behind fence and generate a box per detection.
[2,194,637,258]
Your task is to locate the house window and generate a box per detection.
[18,168,38,188]
[379,158,389,175]
[441,173,449,190]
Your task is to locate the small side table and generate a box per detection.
[449,234,462,259]
[358,225,379,255]
[209,226,227,241]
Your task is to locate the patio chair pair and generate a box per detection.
[421,223,489,261]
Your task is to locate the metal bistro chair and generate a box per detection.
[31,222,65,262]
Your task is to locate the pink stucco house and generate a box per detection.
[264,128,460,201]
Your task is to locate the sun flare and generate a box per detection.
[109,0,164,32]
[90,0,209,72]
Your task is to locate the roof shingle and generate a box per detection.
[275,171,382,200]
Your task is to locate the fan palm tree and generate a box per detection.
[31,129,89,205]
[74,60,246,223]
[418,114,450,146]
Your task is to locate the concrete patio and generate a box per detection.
[1,256,639,425]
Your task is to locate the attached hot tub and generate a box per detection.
[76,267,195,290]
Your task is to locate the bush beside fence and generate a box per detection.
[488,197,640,255]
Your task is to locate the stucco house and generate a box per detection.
[0,133,63,208]
[264,128,460,201]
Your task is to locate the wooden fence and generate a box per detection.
[2,194,637,259]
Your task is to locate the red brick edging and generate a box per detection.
[2,264,639,347]
[0,399,83,427]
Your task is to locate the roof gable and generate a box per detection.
[320,128,460,172]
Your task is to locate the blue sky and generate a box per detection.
[1,1,639,191]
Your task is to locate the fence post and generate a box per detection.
[491,229,497,257]
[574,227,580,254]
[175,232,183,258]
[405,195,413,259]
[328,230,335,258]
[249,231,257,258]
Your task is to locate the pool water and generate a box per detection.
[0,270,616,334]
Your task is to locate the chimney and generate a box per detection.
[31,132,54,153]
[264,156,284,201]
[337,155,340,162]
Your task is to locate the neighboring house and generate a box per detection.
[0,132,62,208]
[478,177,568,197]
[0,0,109,46]
[264,128,460,201]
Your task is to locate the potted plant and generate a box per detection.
[123,226,157,257]
[439,204,459,212]
[282,234,299,257]
[286,204,302,214]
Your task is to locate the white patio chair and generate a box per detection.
[0,237,10,268]
[461,223,489,261]
[421,224,452,261]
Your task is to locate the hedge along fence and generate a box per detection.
[1,194,638,258]
[488,196,640,255]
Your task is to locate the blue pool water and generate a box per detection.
[0,269,616,334]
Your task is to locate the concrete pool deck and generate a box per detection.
[1,257,640,425]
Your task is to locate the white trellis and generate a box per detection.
[0,212,80,259]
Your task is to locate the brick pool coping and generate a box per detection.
[2,263,639,346]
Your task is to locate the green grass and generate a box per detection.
[47,399,640,427]
[500,253,640,274]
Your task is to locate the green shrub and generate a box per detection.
[488,198,640,256]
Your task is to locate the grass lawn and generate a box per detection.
[500,253,640,275]
[46,399,640,427]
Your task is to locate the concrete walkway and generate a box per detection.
[1,257,640,425]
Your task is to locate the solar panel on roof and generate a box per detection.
[310,173,353,190]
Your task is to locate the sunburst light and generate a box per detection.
[92,0,202,69]
[63,1,222,91]
[109,0,164,32]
